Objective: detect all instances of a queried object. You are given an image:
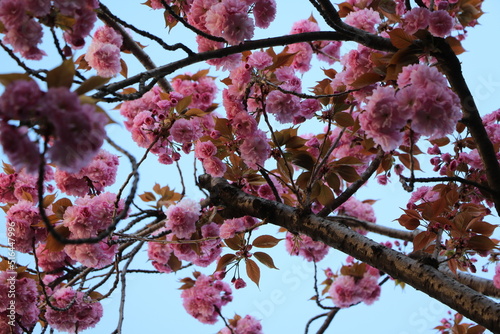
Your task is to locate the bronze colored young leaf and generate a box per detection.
[45,225,71,252]
[388,28,417,49]
[75,76,111,95]
[216,253,237,273]
[253,252,278,269]
[47,59,75,89]
[246,259,261,287]
[252,235,282,248]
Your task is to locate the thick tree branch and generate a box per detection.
[199,175,500,332]
[432,38,500,214]
[318,149,384,217]
[92,31,348,99]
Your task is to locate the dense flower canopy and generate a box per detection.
[0,0,499,333]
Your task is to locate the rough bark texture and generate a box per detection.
[200,175,500,332]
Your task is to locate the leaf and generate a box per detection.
[47,59,75,89]
[245,259,261,287]
[468,221,497,237]
[388,28,417,49]
[397,214,420,230]
[43,194,57,208]
[0,73,32,86]
[191,69,210,81]
[167,253,182,272]
[412,231,436,252]
[185,108,207,117]
[176,95,192,113]
[225,234,244,251]
[252,235,282,248]
[296,171,312,190]
[253,252,278,269]
[398,154,421,171]
[52,198,73,219]
[467,235,497,252]
[335,165,360,183]
[74,76,110,95]
[445,36,466,55]
[45,225,71,252]
[120,58,128,78]
[139,192,156,202]
[350,72,383,89]
[291,152,316,171]
[215,254,237,272]
[334,112,354,127]
[317,184,334,206]
[325,171,341,191]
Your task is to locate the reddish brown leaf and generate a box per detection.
[215,253,237,272]
[245,259,261,287]
[252,235,282,248]
[225,234,244,251]
[467,235,497,252]
[253,252,278,269]
[45,225,71,252]
[388,28,417,49]
[412,231,436,252]
[139,192,156,202]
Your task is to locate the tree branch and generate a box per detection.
[432,38,500,214]
[199,175,500,332]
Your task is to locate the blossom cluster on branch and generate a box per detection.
[0,0,499,333]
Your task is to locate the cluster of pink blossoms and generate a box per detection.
[402,8,454,37]
[63,192,124,268]
[44,287,103,333]
[219,216,258,239]
[0,166,52,204]
[359,64,461,151]
[185,0,277,45]
[0,271,39,333]
[194,140,226,177]
[328,263,381,308]
[120,75,217,164]
[181,273,233,324]
[285,232,329,262]
[219,315,263,334]
[148,222,222,271]
[55,149,119,197]
[165,198,201,239]
[336,197,376,235]
[0,80,107,173]
[6,200,48,253]
[85,25,123,77]
[494,264,500,289]
[0,0,98,59]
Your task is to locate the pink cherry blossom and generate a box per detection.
[55,149,119,197]
[36,244,75,272]
[494,263,500,289]
[6,200,46,253]
[202,156,227,177]
[428,10,454,38]
[359,86,406,151]
[285,232,329,262]
[45,287,103,332]
[239,129,270,170]
[0,271,39,332]
[65,239,118,269]
[253,0,277,29]
[219,315,263,334]
[85,42,122,78]
[402,7,430,35]
[181,273,233,324]
[344,8,381,33]
[266,90,301,123]
[165,198,201,239]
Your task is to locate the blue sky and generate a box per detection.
[1,1,500,333]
